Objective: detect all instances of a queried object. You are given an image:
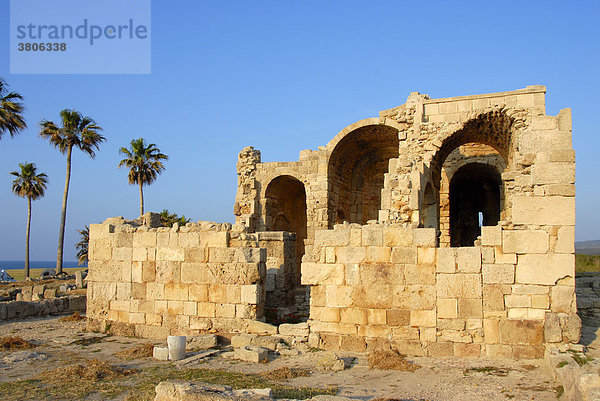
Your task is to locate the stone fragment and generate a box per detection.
[187,334,218,350]
[317,352,345,371]
[234,345,268,363]
[278,322,309,337]
[153,346,169,361]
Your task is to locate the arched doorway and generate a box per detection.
[265,175,307,281]
[328,124,399,227]
[449,163,502,247]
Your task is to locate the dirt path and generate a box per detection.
[0,316,560,400]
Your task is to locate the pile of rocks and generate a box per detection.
[545,345,600,401]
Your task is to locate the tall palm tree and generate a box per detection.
[0,78,26,139]
[40,109,105,274]
[118,138,168,217]
[10,162,48,280]
[75,225,89,266]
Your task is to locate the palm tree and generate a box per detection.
[118,138,168,217]
[10,162,48,280]
[75,225,89,266]
[160,209,191,227]
[40,109,105,274]
[0,78,26,139]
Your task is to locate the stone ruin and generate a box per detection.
[87,86,579,358]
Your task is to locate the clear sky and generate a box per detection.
[0,0,598,262]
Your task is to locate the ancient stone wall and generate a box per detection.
[86,219,275,338]
[303,223,578,358]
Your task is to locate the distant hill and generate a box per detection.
[576,240,600,255]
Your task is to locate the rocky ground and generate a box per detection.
[0,315,564,400]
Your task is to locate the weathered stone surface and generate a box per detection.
[187,334,218,350]
[503,230,549,254]
[278,322,309,337]
[516,254,574,286]
[499,320,544,345]
[234,345,268,363]
[154,381,272,401]
[512,196,575,226]
[316,352,345,371]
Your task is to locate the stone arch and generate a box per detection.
[265,175,307,277]
[327,121,400,227]
[449,163,502,247]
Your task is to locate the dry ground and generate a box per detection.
[0,315,562,400]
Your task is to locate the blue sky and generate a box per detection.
[0,0,598,262]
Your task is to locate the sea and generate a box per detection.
[0,260,82,270]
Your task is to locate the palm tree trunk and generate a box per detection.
[56,145,72,274]
[25,197,31,280]
[139,180,144,217]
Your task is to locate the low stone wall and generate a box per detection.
[86,219,277,338]
[0,295,86,321]
[302,222,578,358]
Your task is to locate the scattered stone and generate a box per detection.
[187,334,218,350]
[278,322,309,338]
[231,334,280,351]
[2,351,47,363]
[153,346,169,361]
[247,320,278,336]
[176,349,221,366]
[317,352,345,371]
[233,345,268,363]
[154,381,272,401]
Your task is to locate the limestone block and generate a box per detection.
[190,316,211,330]
[543,312,562,343]
[185,248,208,263]
[414,228,436,247]
[114,232,133,248]
[231,333,256,348]
[458,299,483,319]
[325,285,352,307]
[278,322,309,337]
[531,294,549,309]
[456,247,481,273]
[546,184,576,197]
[362,226,383,246]
[215,303,236,318]
[483,284,505,311]
[142,261,156,282]
[417,247,436,265]
[153,346,169,360]
[340,308,367,325]
[428,342,454,357]
[312,306,340,322]
[183,301,197,316]
[146,313,162,326]
[367,309,387,325]
[366,246,391,262]
[555,226,575,254]
[485,344,512,358]
[515,254,574,285]
[437,248,456,273]
[247,320,278,335]
[393,285,436,310]
[164,284,189,301]
[482,264,515,284]
[420,327,437,343]
[483,319,500,343]
[131,261,143,283]
[512,196,575,226]
[187,334,218,350]
[344,263,360,285]
[507,308,528,319]
[503,230,549,254]
[113,247,132,262]
[495,248,516,264]
[531,163,575,185]
[391,247,417,264]
[519,129,571,154]
[504,294,531,308]
[317,352,345,371]
[157,248,185,262]
[336,247,366,264]
[551,285,575,313]
[410,310,436,327]
[200,231,229,248]
[325,247,336,263]
[301,263,344,285]
[454,343,481,357]
[129,312,145,324]
[383,227,414,246]
[499,320,544,346]
[436,274,482,299]
[241,285,259,304]
[168,300,184,315]
[234,345,268,363]
[89,223,113,239]
[404,263,435,285]
[314,228,350,246]
[196,303,216,318]
[146,282,165,300]
[481,226,502,246]
[560,313,581,343]
[437,298,458,319]
[132,247,147,262]
[387,309,410,326]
